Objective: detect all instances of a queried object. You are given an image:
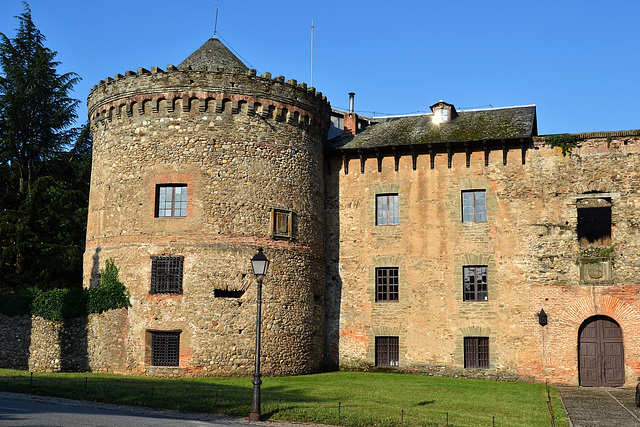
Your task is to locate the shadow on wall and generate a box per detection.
[0,314,31,370]
[323,156,342,370]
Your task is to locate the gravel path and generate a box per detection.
[559,386,640,427]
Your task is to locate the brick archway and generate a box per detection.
[578,316,624,387]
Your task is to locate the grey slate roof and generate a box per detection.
[329,105,537,151]
[179,36,248,72]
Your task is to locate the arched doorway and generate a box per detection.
[578,316,624,387]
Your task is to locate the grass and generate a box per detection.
[0,369,569,426]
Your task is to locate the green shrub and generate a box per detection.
[0,258,129,320]
[544,133,577,156]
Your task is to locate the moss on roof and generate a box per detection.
[329,105,536,150]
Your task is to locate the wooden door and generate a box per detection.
[579,317,624,387]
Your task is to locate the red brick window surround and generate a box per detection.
[463,266,488,301]
[464,337,489,369]
[462,190,486,222]
[375,267,399,302]
[375,336,399,367]
[151,256,184,294]
[155,184,187,217]
[150,331,180,366]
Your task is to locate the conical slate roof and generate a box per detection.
[179,36,248,72]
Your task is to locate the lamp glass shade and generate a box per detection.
[251,249,269,276]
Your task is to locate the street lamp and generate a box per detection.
[249,248,269,422]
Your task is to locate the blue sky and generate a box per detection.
[1,0,638,135]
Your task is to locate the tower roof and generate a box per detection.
[179,36,248,72]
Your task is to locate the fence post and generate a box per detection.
[338,401,341,419]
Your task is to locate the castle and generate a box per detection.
[83,36,640,386]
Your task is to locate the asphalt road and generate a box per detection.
[0,392,246,426]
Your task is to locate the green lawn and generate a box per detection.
[0,369,568,426]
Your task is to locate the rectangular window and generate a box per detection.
[376,194,399,226]
[376,267,399,302]
[577,197,612,246]
[151,331,180,366]
[375,336,399,367]
[270,209,293,239]
[464,337,489,369]
[463,266,488,301]
[462,190,486,222]
[151,256,184,294]
[156,184,187,217]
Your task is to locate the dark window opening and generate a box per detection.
[463,266,488,301]
[151,331,180,366]
[462,190,486,222]
[155,184,187,217]
[376,194,399,226]
[375,336,399,367]
[577,197,611,246]
[151,256,184,294]
[214,289,244,298]
[464,337,489,369]
[376,267,399,302]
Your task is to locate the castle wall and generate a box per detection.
[326,133,640,385]
[84,68,330,376]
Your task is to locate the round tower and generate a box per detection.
[84,37,331,376]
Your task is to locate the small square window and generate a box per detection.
[464,337,489,369]
[462,190,486,222]
[151,256,184,294]
[375,336,399,367]
[463,266,488,301]
[376,194,399,226]
[376,267,399,302]
[155,184,187,217]
[270,209,293,239]
[151,331,180,366]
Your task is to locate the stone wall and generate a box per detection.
[84,66,329,376]
[326,132,640,385]
[0,309,128,373]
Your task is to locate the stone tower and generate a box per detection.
[85,37,331,375]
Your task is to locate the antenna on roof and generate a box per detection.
[310,19,314,87]
[214,4,219,37]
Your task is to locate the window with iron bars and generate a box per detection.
[463,266,488,301]
[375,336,399,367]
[155,184,187,217]
[150,331,180,366]
[462,190,486,222]
[376,267,399,302]
[151,256,184,294]
[464,337,489,369]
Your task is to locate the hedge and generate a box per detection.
[0,259,130,320]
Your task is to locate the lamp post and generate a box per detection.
[249,248,269,422]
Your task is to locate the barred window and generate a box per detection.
[151,331,180,366]
[151,256,184,294]
[156,184,187,217]
[462,190,486,222]
[376,267,399,302]
[375,336,399,367]
[376,194,399,226]
[464,337,489,369]
[463,266,488,301]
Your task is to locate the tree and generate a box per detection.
[0,3,88,292]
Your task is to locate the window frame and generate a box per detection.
[463,265,488,301]
[375,336,399,367]
[150,330,180,367]
[462,190,486,222]
[270,208,294,239]
[376,193,399,226]
[155,184,188,218]
[150,256,184,294]
[375,267,399,302]
[464,337,489,369]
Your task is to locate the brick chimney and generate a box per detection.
[343,92,358,136]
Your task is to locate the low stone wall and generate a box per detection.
[0,309,128,373]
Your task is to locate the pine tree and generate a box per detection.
[0,2,87,292]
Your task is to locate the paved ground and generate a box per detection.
[559,386,640,427]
